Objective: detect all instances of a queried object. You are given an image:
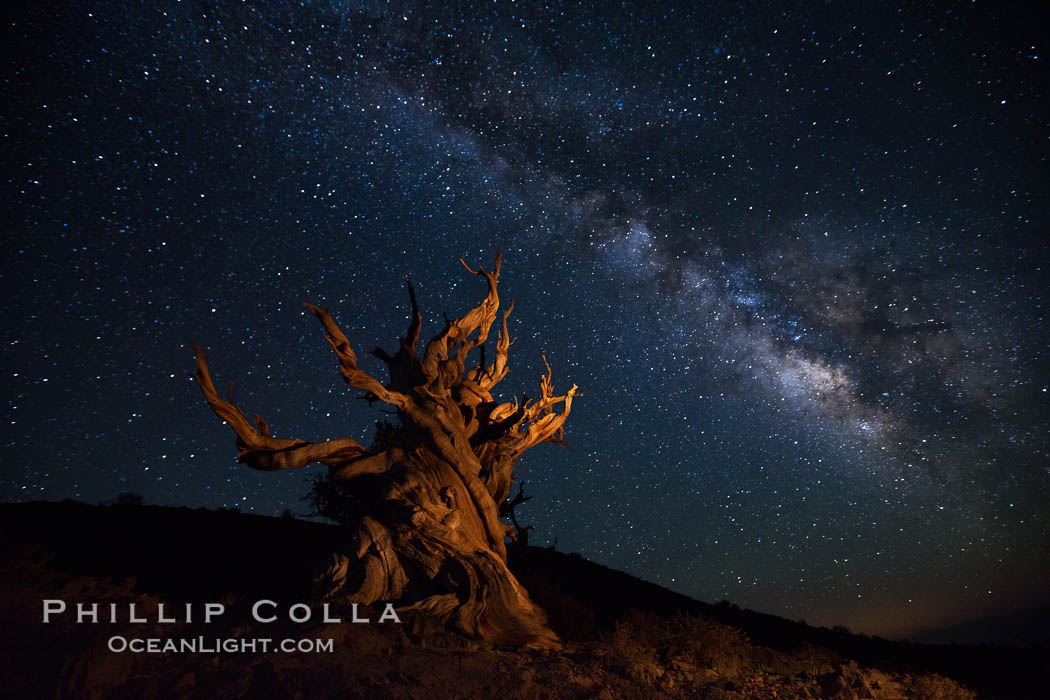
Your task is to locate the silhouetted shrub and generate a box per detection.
[667,612,751,675]
[600,610,752,681]
[605,619,661,682]
[114,492,144,507]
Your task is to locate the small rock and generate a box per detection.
[570,673,594,688]
[671,658,699,674]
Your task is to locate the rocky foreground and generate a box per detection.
[2,502,1042,698]
[3,598,982,699]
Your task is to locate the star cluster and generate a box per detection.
[4,1,1047,638]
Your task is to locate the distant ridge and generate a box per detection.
[910,605,1050,648]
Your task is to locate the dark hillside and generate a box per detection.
[1,502,1043,698]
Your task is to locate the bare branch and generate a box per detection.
[420,250,503,390]
[499,481,532,518]
[328,448,402,480]
[505,355,577,453]
[455,251,502,359]
[472,299,514,391]
[191,343,373,472]
[303,303,412,412]
[402,276,422,354]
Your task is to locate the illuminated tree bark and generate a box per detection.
[192,252,576,649]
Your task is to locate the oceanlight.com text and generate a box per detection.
[107,636,335,653]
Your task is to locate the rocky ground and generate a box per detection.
[3,603,980,699]
[2,501,1042,699]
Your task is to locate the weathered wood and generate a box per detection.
[192,252,576,649]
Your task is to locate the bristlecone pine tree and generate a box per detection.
[192,252,576,649]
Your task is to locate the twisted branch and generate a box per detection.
[303,303,412,412]
[191,343,386,475]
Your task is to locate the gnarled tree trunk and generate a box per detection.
[191,252,576,649]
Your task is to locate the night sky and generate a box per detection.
[5,1,1048,640]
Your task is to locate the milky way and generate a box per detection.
[4,1,1048,638]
